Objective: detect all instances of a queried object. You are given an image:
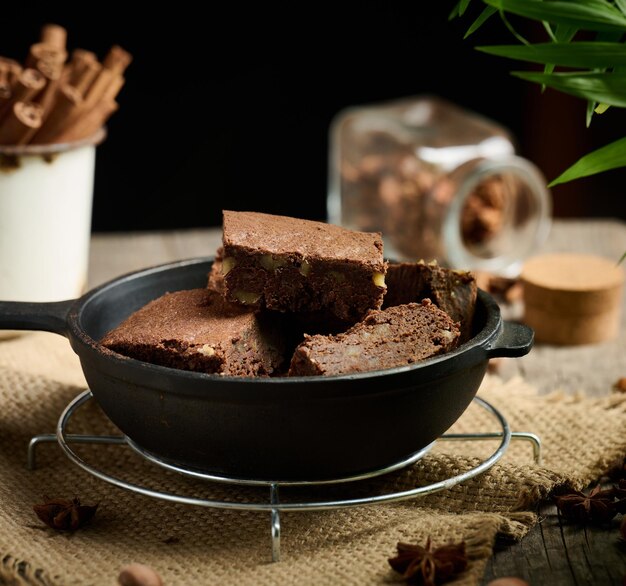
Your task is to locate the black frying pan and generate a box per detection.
[0,258,533,481]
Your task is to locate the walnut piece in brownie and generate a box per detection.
[210,249,352,337]
[220,210,387,323]
[288,299,460,376]
[100,288,285,376]
[383,261,477,342]
[207,246,225,294]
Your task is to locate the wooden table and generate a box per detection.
[88,218,626,586]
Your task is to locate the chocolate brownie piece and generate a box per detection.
[383,261,477,342]
[207,247,225,294]
[288,299,460,376]
[100,288,285,376]
[209,246,352,339]
[220,210,387,323]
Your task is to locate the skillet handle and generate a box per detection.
[0,300,73,337]
[486,321,534,358]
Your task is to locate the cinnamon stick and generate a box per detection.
[70,48,97,65]
[59,62,122,139]
[0,28,129,145]
[56,99,117,142]
[14,68,46,100]
[102,45,132,75]
[0,57,23,85]
[31,83,83,144]
[26,43,67,69]
[82,67,115,110]
[0,68,46,122]
[34,59,63,116]
[68,57,102,96]
[0,64,11,107]
[61,48,94,86]
[0,101,44,145]
[40,24,67,50]
[102,74,125,103]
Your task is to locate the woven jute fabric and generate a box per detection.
[1,332,625,586]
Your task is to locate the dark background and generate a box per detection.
[3,3,625,231]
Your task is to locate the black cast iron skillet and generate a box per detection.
[0,258,533,481]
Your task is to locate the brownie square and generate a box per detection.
[288,299,460,376]
[207,246,225,294]
[383,261,477,342]
[100,288,286,376]
[219,210,387,323]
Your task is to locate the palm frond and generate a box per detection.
[548,136,626,186]
[476,42,626,68]
[464,6,497,38]
[456,0,626,187]
[512,71,626,108]
[483,0,626,32]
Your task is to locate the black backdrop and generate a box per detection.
[3,4,625,231]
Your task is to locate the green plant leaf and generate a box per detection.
[498,8,532,45]
[477,42,626,68]
[555,24,579,43]
[512,71,626,107]
[450,0,475,20]
[464,6,497,37]
[456,0,626,205]
[459,0,472,16]
[618,250,626,265]
[615,0,626,17]
[542,21,558,43]
[586,99,597,126]
[483,0,626,32]
[543,24,579,90]
[548,135,626,186]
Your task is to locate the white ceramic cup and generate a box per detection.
[0,129,105,306]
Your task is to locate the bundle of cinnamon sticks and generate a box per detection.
[0,23,131,146]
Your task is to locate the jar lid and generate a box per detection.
[521,252,625,345]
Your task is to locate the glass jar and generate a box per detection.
[327,95,552,277]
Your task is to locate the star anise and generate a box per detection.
[554,485,617,524]
[33,496,98,531]
[388,537,468,585]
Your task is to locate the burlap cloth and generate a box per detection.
[1,332,625,586]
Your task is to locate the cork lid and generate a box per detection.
[521,253,624,345]
[521,253,624,292]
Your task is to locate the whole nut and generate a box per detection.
[197,344,215,357]
[259,254,287,271]
[613,377,626,393]
[372,271,386,288]
[234,290,261,304]
[221,256,236,275]
[118,563,163,586]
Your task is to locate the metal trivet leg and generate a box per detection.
[270,484,280,562]
[28,389,542,563]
